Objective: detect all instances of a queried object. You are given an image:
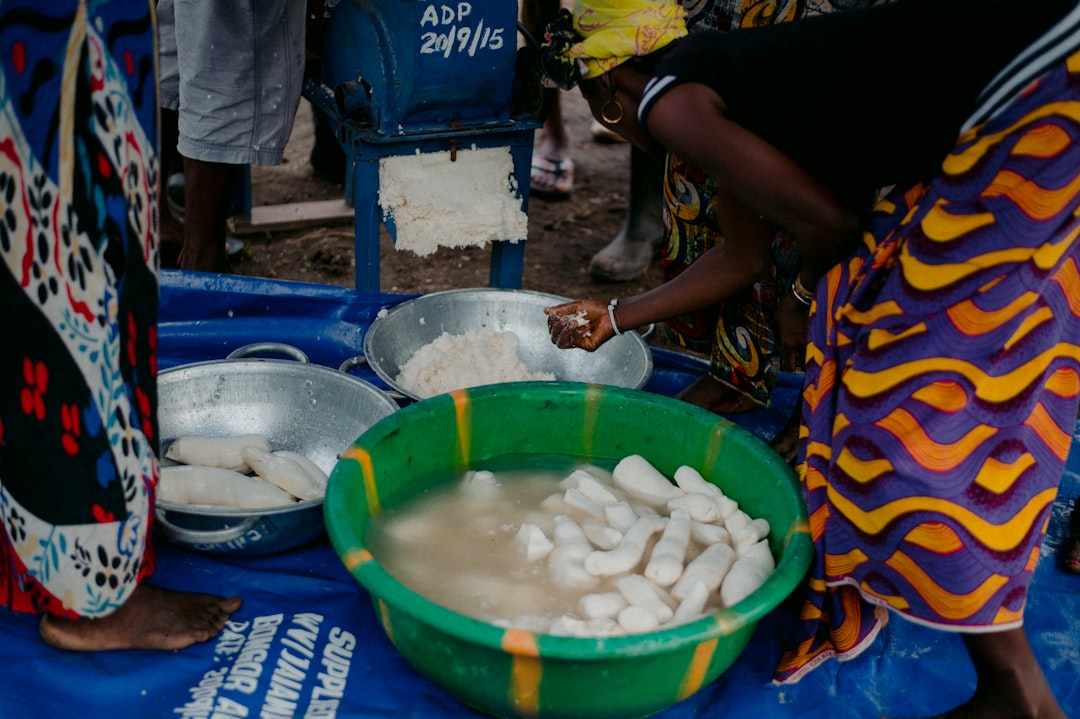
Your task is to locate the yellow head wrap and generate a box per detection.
[567,0,689,80]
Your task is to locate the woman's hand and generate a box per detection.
[776,289,811,373]
[544,299,614,351]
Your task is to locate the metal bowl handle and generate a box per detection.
[227,342,310,363]
[155,510,260,546]
[337,354,369,373]
[339,354,410,404]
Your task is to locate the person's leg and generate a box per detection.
[179,158,236,272]
[530,89,575,199]
[534,92,569,161]
[921,629,1067,719]
[522,0,574,200]
[156,0,184,264]
[588,145,664,280]
[158,106,185,267]
[310,107,346,184]
[306,0,345,184]
[160,107,182,193]
[173,0,305,273]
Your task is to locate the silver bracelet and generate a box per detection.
[607,298,623,335]
[791,277,814,307]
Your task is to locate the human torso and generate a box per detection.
[655,0,1074,198]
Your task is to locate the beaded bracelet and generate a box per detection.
[607,298,624,335]
[791,275,815,306]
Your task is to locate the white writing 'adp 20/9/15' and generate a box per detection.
[419,2,505,58]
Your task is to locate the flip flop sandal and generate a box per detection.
[226,237,245,259]
[530,155,574,200]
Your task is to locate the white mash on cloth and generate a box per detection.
[396,327,555,398]
[379,146,529,257]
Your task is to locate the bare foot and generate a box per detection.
[677,374,760,414]
[900,629,1069,719]
[38,584,241,651]
[912,692,1069,719]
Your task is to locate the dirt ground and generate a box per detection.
[184,91,664,302]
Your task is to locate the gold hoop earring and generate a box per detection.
[600,71,624,125]
[600,99,624,124]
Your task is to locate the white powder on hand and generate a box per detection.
[379,146,529,257]
[396,327,555,398]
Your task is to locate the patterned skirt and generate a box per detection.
[0,1,160,619]
[658,0,873,406]
[660,154,799,405]
[776,42,1080,683]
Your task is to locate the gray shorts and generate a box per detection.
[157,0,306,166]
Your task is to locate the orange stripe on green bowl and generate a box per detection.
[500,628,540,657]
[376,598,395,645]
[581,384,604,455]
[677,636,718,700]
[341,547,373,572]
[786,516,811,550]
[502,629,542,716]
[703,420,730,471]
[341,445,380,515]
[451,389,472,467]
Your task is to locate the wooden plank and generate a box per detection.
[229,198,354,235]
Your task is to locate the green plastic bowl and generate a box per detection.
[325,382,812,719]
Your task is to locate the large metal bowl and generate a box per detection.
[361,288,653,401]
[156,343,398,556]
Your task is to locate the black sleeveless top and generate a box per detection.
[639,0,1075,200]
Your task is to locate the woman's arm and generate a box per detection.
[645,82,862,283]
[545,205,773,350]
[620,200,773,326]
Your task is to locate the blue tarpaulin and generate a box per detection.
[2,271,1077,719]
